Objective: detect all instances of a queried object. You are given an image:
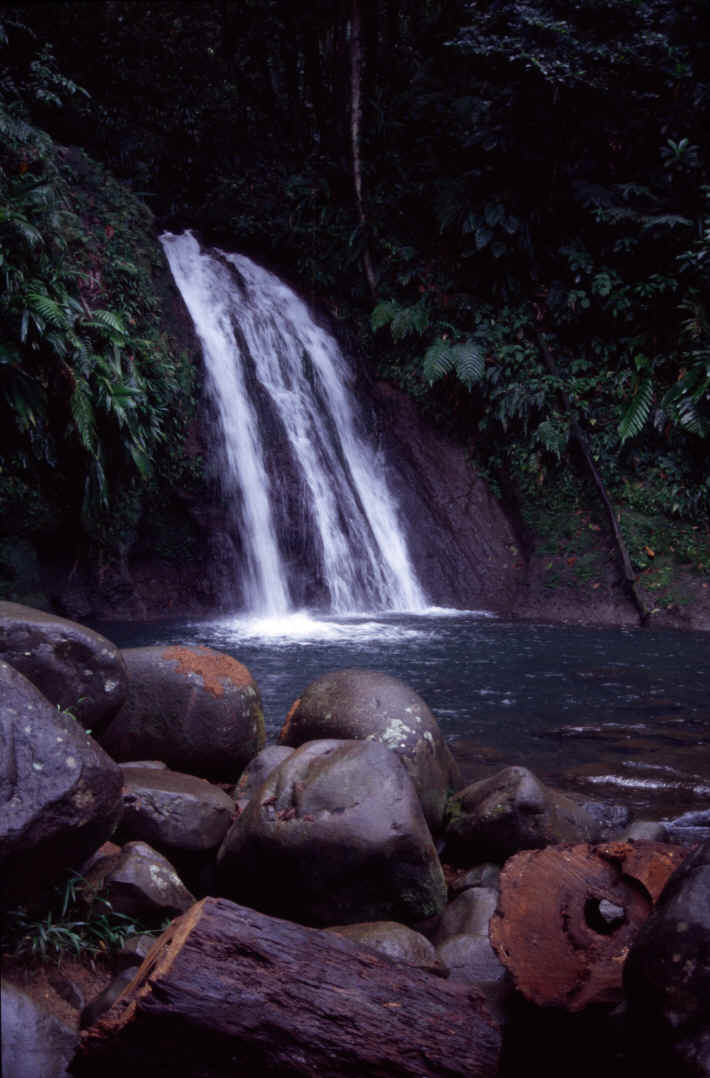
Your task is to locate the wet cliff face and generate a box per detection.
[371,381,527,613]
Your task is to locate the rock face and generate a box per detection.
[624,837,710,1075]
[217,738,448,927]
[444,765,601,864]
[279,668,459,833]
[0,600,127,735]
[373,379,525,612]
[97,645,265,780]
[0,660,124,904]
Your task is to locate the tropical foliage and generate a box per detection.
[0,15,200,580]
[1,0,708,592]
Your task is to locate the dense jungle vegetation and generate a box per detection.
[1,1,708,611]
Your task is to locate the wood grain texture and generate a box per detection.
[75,896,501,1077]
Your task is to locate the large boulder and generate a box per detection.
[624,837,710,1076]
[117,765,236,856]
[0,600,127,736]
[0,660,124,905]
[279,668,459,832]
[97,645,265,780]
[217,738,447,927]
[444,765,601,864]
[232,744,294,810]
[1,981,78,1078]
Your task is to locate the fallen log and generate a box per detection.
[73,896,501,1077]
[490,841,689,1012]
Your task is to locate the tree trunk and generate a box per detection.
[490,841,689,1012]
[537,333,651,624]
[74,896,501,1077]
[350,0,377,295]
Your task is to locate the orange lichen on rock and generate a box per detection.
[161,646,254,697]
[280,698,301,740]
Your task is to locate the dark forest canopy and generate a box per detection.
[1,0,709,602]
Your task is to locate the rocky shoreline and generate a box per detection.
[1,600,708,1077]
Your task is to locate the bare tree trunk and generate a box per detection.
[350,0,377,295]
[537,333,651,624]
[75,896,501,1077]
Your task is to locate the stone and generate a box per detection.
[279,668,459,832]
[117,766,236,856]
[444,765,601,864]
[325,921,445,975]
[436,934,512,1019]
[98,645,265,780]
[0,600,127,736]
[1,981,78,1078]
[449,863,501,896]
[95,840,195,922]
[624,837,710,1074]
[232,744,294,809]
[0,660,124,905]
[437,933,509,988]
[432,886,498,946]
[217,738,447,927]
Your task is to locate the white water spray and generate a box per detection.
[161,231,427,615]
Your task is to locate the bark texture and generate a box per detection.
[75,896,501,1077]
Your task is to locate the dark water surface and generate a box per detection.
[93,610,710,828]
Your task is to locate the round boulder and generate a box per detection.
[217,738,447,927]
[0,659,124,906]
[0,600,127,735]
[232,744,295,810]
[444,765,601,865]
[279,669,458,832]
[624,837,710,1073]
[98,645,265,780]
[325,921,445,975]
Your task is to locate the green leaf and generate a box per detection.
[618,376,654,443]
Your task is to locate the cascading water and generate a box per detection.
[160,230,427,615]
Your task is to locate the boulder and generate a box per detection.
[437,933,509,990]
[279,668,459,832]
[117,766,236,856]
[217,738,447,927]
[0,600,127,735]
[0,660,123,905]
[432,886,498,946]
[444,765,601,864]
[449,863,501,896]
[624,837,710,1075]
[1,981,78,1078]
[232,744,294,809]
[84,840,195,922]
[325,921,445,975]
[97,645,265,780]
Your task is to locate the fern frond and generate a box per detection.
[26,291,69,328]
[422,340,454,384]
[85,309,128,337]
[370,300,399,332]
[390,303,429,341]
[618,375,654,442]
[451,341,484,388]
[70,380,96,453]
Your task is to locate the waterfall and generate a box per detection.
[160,231,427,615]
